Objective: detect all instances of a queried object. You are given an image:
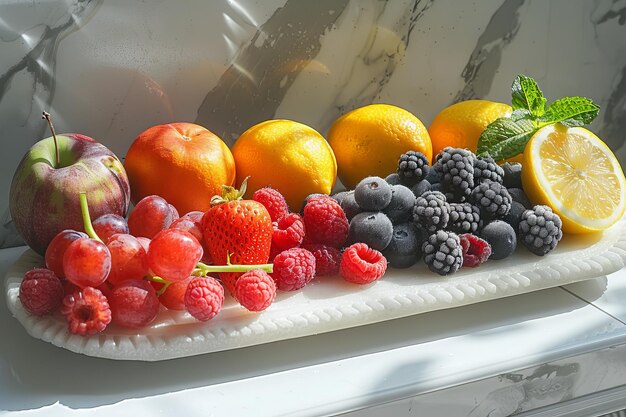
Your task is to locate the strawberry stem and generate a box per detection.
[79,192,103,243]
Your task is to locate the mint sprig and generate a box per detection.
[476,75,600,161]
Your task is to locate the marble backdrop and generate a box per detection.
[1,0,625,248]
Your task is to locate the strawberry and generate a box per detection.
[201,179,273,296]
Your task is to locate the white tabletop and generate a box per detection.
[1,245,625,416]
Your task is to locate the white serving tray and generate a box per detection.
[6,217,626,361]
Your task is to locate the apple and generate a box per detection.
[9,118,130,255]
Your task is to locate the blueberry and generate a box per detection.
[339,190,361,221]
[354,176,393,211]
[502,162,523,189]
[382,185,416,224]
[507,188,532,209]
[348,212,393,251]
[409,180,432,198]
[382,223,420,268]
[425,168,442,184]
[504,201,526,232]
[480,220,517,260]
[385,173,402,185]
[331,190,351,206]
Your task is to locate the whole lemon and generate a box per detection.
[328,104,432,189]
[232,119,337,211]
[428,100,512,158]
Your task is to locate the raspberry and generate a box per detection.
[271,248,316,291]
[235,270,277,311]
[459,234,491,267]
[19,268,64,316]
[302,243,342,276]
[185,276,224,321]
[272,213,305,252]
[340,243,387,284]
[61,286,112,335]
[253,187,290,221]
[303,197,349,248]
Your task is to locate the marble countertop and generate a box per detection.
[2,245,625,416]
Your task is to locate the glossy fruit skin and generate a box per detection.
[328,104,431,190]
[9,134,130,255]
[202,200,273,295]
[124,122,235,215]
[45,229,88,278]
[428,100,512,158]
[232,119,337,212]
[63,237,112,288]
[148,229,203,282]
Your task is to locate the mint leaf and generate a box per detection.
[477,117,536,161]
[538,96,600,127]
[511,75,547,117]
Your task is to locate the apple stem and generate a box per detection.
[79,192,103,243]
[42,111,60,167]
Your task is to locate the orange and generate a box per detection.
[124,122,235,215]
[328,104,432,189]
[522,123,626,234]
[428,100,512,158]
[232,119,337,211]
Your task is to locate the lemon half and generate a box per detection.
[522,124,626,234]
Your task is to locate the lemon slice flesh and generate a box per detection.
[522,124,626,234]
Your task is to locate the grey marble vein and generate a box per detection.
[0,0,102,248]
[454,0,526,102]
[319,0,435,129]
[195,0,350,145]
[592,1,626,162]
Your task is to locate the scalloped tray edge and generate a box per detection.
[5,217,626,361]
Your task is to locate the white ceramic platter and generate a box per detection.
[5,217,626,361]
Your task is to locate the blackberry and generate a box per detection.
[471,180,512,219]
[473,156,504,184]
[507,188,532,209]
[422,230,463,275]
[348,212,394,251]
[518,205,563,256]
[480,220,517,260]
[382,223,420,268]
[409,180,431,198]
[448,203,482,234]
[413,191,450,233]
[397,151,430,184]
[433,147,475,200]
[502,162,523,189]
[354,176,393,211]
[385,173,402,186]
[339,190,361,221]
[382,184,416,224]
[504,201,526,232]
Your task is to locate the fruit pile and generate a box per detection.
[334,148,565,276]
[9,74,626,339]
[17,177,392,335]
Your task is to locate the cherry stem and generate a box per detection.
[145,276,172,296]
[79,192,103,243]
[42,111,60,167]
